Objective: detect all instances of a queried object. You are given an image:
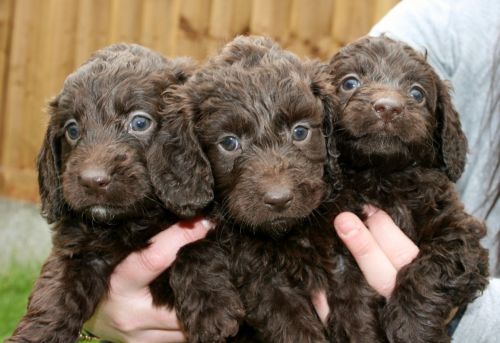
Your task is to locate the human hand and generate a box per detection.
[83,218,214,343]
[312,206,420,324]
[334,205,420,297]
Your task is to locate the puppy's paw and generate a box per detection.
[283,328,329,343]
[186,296,245,343]
[383,304,451,343]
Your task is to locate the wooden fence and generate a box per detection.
[0,0,398,202]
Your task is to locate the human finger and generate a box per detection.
[84,295,186,341]
[121,329,186,343]
[89,327,187,343]
[311,289,329,325]
[363,205,419,271]
[334,212,397,298]
[105,294,182,330]
[111,217,214,294]
[131,329,187,343]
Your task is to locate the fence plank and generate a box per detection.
[373,0,399,22]
[1,0,47,200]
[109,0,143,43]
[176,0,212,60]
[207,0,252,56]
[0,0,14,166]
[74,0,112,66]
[250,0,291,43]
[141,0,181,56]
[288,0,334,58]
[331,0,375,46]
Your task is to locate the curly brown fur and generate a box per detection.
[154,36,346,343]
[327,36,489,343]
[7,44,211,343]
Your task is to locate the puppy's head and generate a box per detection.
[37,44,198,223]
[155,36,342,236]
[328,36,467,180]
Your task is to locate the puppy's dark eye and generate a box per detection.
[292,125,310,141]
[130,115,152,131]
[65,120,80,143]
[341,76,361,91]
[219,136,241,152]
[409,86,425,103]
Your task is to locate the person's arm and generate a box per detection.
[83,218,213,343]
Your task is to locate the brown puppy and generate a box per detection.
[327,36,489,343]
[7,44,212,343]
[150,36,343,343]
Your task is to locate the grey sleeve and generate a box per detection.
[452,278,500,342]
[368,0,457,81]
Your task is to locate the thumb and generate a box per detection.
[110,217,213,294]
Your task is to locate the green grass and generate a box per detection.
[0,264,94,342]
[0,264,41,341]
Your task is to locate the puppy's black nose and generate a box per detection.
[263,187,293,211]
[79,168,111,191]
[373,98,403,122]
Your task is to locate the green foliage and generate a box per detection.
[0,264,41,341]
[0,264,98,342]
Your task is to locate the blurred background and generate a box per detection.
[0,0,398,339]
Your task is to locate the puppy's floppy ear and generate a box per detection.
[309,63,343,192]
[148,87,213,218]
[435,80,468,182]
[37,97,65,223]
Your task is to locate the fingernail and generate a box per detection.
[335,216,359,237]
[200,219,214,230]
[363,204,379,217]
[337,224,357,236]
